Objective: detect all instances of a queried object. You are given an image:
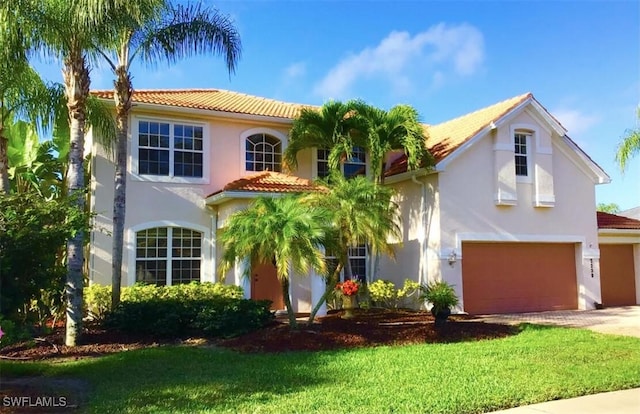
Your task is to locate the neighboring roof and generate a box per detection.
[91,89,313,119]
[619,206,640,220]
[207,171,323,198]
[597,211,640,230]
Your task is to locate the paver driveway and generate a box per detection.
[478,306,640,337]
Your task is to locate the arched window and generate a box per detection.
[135,227,202,285]
[246,133,282,172]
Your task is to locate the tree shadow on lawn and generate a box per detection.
[63,346,344,413]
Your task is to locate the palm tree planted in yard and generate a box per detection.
[349,101,432,184]
[284,100,363,174]
[616,109,640,172]
[5,0,119,346]
[304,172,401,324]
[219,196,330,329]
[97,0,241,311]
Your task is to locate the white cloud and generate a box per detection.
[284,61,306,80]
[313,23,484,100]
[551,108,600,137]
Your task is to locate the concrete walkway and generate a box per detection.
[487,388,640,413]
[478,306,640,337]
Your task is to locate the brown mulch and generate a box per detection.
[219,309,517,353]
[0,309,517,361]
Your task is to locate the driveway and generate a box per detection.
[478,306,640,338]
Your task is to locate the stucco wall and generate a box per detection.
[90,106,316,310]
[437,109,602,310]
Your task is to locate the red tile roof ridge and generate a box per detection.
[597,211,640,230]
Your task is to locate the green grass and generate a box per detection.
[2,324,640,414]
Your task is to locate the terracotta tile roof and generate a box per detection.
[385,93,532,176]
[91,89,314,119]
[208,171,324,197]
[597,211,640,230]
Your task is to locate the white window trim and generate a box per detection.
[312,147,370,179]
[324,245,369,283]
[510,124,536,184]
[240,128,288,176]
[127,221,212,286]
[130,116,210,184]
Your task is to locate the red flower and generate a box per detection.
[336,279,359,296]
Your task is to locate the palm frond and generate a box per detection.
[616,128,640,172]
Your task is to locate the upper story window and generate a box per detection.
[514,132,530,177]
[135,227,202,286]
[138,120,204,178]
[316,146,367,179]
[246,133,282,172]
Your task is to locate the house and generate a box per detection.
[619,206,640,220]
[88,89,639,316]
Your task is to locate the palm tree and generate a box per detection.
[616,111,639,171]
[284,100,363,174]
[349,101,432,184]
[6,0,119,346]
[304,172,401,324]
[96,0,241,311]
[219,196,330,329]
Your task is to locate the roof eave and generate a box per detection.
[205,190,285,205]
[598,228,640,235]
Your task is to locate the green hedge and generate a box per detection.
[85,282,244,320]
[105,297,274,338]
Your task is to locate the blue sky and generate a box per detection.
[35,0,640,210]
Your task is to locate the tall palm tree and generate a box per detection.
[616,111,639,171]
[349,101,432,184]
[303,172,401,324]
[96,0,241,310]
[284,100,363,174]
[7,0,118,346]
[219,196,330,328]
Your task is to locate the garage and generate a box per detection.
[461,242,578,314]
[599,244,637,306]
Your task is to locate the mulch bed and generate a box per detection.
[0,309,517,361]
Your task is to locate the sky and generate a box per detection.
[33,0,640,210]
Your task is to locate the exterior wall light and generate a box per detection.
[448,251,457,267]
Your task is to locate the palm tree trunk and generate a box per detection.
[0,132,9,193]
[281,277,297,329]
[111,65,132,311]
[63,50,90,347]
[307,263,343,326]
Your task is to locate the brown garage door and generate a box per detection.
[462,242,578,314]
[600,244,637,307]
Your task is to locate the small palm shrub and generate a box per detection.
[420,281,459,316]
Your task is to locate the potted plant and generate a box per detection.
[335,279,360,319]
[420,281,459,326]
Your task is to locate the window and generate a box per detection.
[138,120,204,178]
[324,244,367,283]
[135,227,202,285]
[246,133,282,172]
[316,146,367,179]
[514,132,530,177]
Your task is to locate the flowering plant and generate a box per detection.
[335,279,360,297]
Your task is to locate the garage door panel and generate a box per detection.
[462,243,578,314]
[600,244,636,307]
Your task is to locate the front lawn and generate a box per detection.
[2,324,640,414]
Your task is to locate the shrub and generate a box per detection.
[105,297,273,338]
[368,279,422,309]
[419,281,459,315]
[0,316,32,348]
[85,282,244,320]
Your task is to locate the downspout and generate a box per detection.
[209,206,218,283]
[411,174,427,286]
